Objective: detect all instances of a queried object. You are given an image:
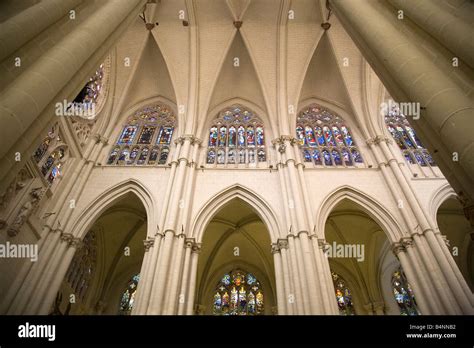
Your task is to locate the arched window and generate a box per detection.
[119,274,140,315]
[32,123,69,186]
[65,231,96,301]
[331,272,355,315]
[392,268,419,315]
[212,269,264,315]
[107,104,176,166]
[385,109,436,167]
[296,104,362,167]
[70,63,105,113]
[207,105,266,166]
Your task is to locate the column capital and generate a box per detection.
[185,237,195,249]
[271,243,280,254]
[277,238,289,249]
[69,237,82,249]
[191,242,202,254]
[400,237,414,249]
[391,242,406,255]
[143,237,155,251]
[366,135,392,146]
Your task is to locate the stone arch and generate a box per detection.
[429,183,458,223]
[67,179,156,241]
[191,184,281,244]
[316,185,404,243]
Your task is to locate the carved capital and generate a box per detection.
[60,233,74,244]
[185,238,195,249]
[401,237,414,249]
[391,242,405,255]
[271,243,280,254]
[143,238,155,251]
[277,238,288,249]
[191,243,202,254]
[69,237,82,249]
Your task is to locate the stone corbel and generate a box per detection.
[143,237,155,251]
[277,238,289,250]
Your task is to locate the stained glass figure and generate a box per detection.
[392,268,419,315]
[247,126,255,147]
[107,147,120,164]
[118,126,137,145]
[228,126,237,147]
[118,148,130,164]
[296,105,362,167]
[137,126,156,144]
[71,64,105,112]
[385,108,436,167]
[257,149,266,162]
[296,126,305,146]
[238,125,246,146]
[158,147,169,164]
[341,148,352,166]
[158,126,174,145]
[331,272,355,315]
[48,164,62,184]
[128,147,140,165]
[137,147,149,165]
[217,149,225,164]
[207,105,265,165]
[209,126,218,147]
[256,126,265,146]
[207,149,216,164]
[34,136,52,163]
[248,150,255,163]
[351,148,363,163]
[119,274,140,315]
[218,126,227,147]
[213,270,264,315]
[148,147,160,165]
[305,126,317,147]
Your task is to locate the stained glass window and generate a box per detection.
[385,109,436,168]
[119,274,140,315]
[32,124,68,186]
[213,270,264,315]
[331,272,355,315]
[207,105,266,166]
[107,104,176,166]
[67,64,105,118]
[392,268,419,315]
[297,105,363,167]
[65,231,96,301]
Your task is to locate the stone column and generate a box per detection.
[131,237,155,314]
[0,0,84,61]
[271,243,286,315]
[38,235,82,314]
[163,233,186,314]
[392,242,431,315]
[185,243,201,315]
[0,0,147,159]
[277,239,294,315]
[317,239,340,314]
[177,239,194,314]
[330,0,474,202]
[388,0,474,68]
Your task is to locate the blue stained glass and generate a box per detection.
[237,126,246,146]
[305,126,317,147]
[256,126,264,146]
[303,149,311,162]
[397,126,414,148]
[128,147,140,165]
[246,273,256,285]
[222,274,231,285]
[414,151,426,166]
[422,150,435,166]
[313,150,322,165]
[341,148,352,165]
[406,126,423,148]
[332,150,342,165]
[351,148,363,163]
[341,126,354,146]
[209,126,218,147]
[315,126,325,146]
[118,125,137,144]
[322,149,332,166]
[228,126,236,147]
[218,126,227,146]
[296,126,305,146]
[323,126,336,146]
[107,147,120,164]
[158,126,174,145]
[403,151,415,164]
[332,126,344,146]
[48,165,61,183]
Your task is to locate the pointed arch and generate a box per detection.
[429,183,458,223]
[316,186,404,243]
[67,179,156,241]
[191,184,280,243]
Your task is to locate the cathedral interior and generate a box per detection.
[0,0,473,317]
